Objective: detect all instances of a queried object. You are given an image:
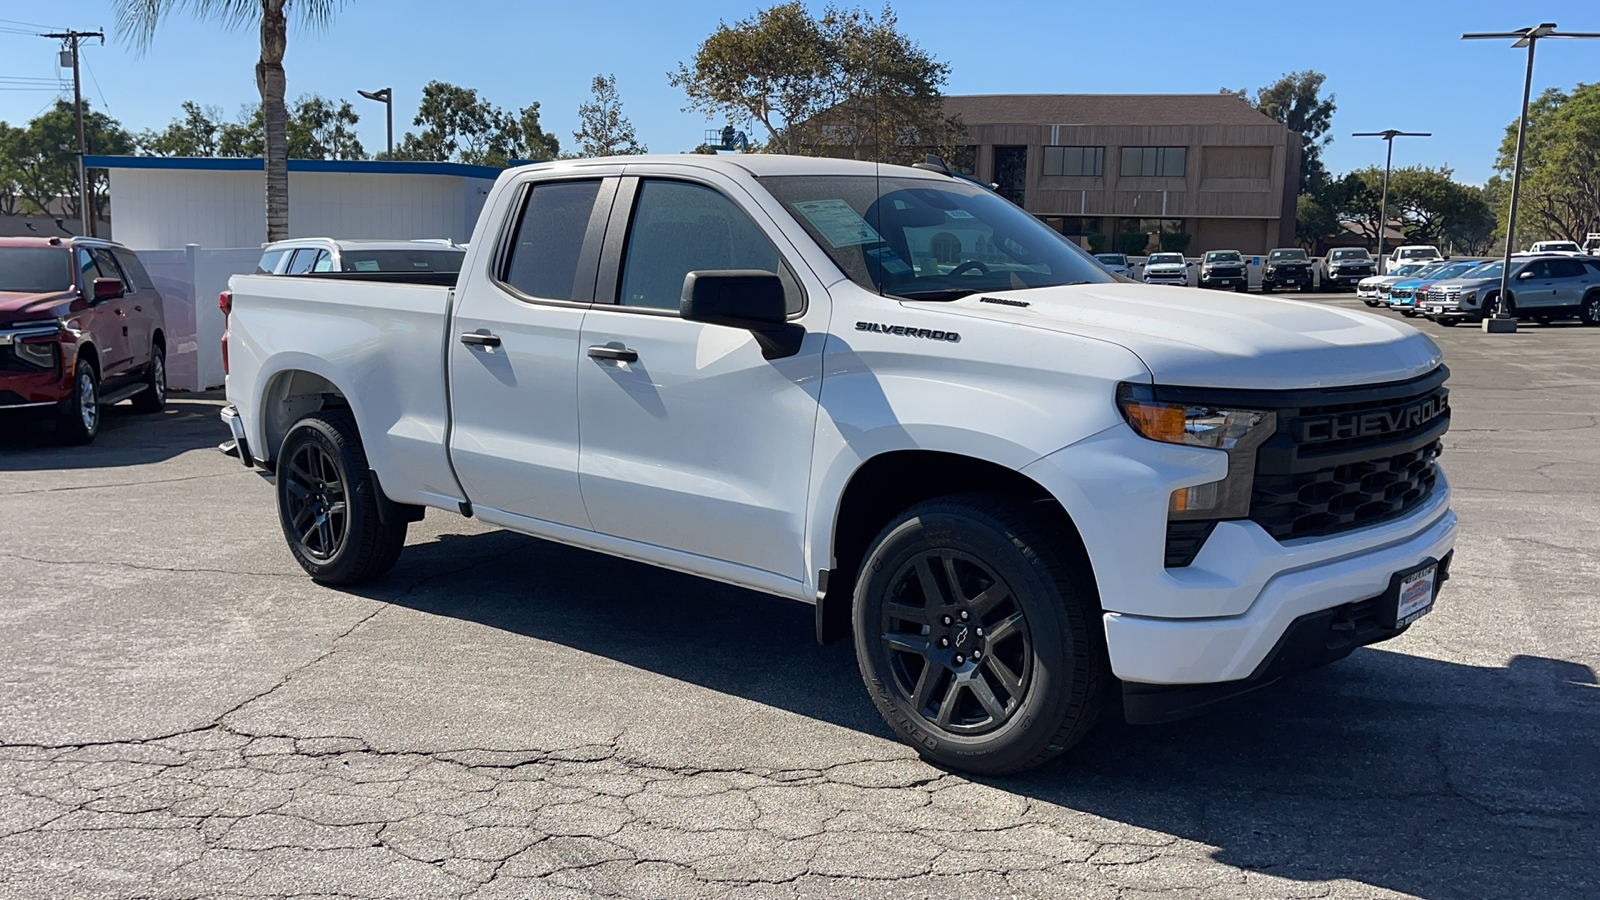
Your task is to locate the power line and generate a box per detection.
[40,28,105,237]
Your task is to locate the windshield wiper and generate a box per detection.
[896,288,980,301]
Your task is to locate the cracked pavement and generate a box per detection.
[1,296,1597,899]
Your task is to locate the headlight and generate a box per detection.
[13,339,56,369]
[1116,384,1276,520]
[1462,291,1477,306]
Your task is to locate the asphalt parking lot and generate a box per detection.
[1,293,1596,900]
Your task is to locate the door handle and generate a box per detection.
[459,332,502,348]
[587,345,638,363]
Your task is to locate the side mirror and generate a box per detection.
[91,277,125,302]
[1517,270,1535,280]
[680,270,802,360]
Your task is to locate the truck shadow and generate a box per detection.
[0,393,224,469]
[372,526,1599,900]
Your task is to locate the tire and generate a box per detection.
[1580,293,1600,326]
[1300,281,1314,294]
[55,359,99,445]
[1363,299,1379,307]
[1488,291,1515,319]
[1401,309,1417,318]
[276,409,408,585]
[1261,282,1273,294]
[853,493,1104,775]
[130,343,166,413]
[1235,283,1248,293]
[1439,318,1457,327]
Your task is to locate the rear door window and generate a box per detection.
[257,249,289,274]
[111,250,156,290]
[284,249,324,275]
[91,248,130,291]
[498,180,605,302]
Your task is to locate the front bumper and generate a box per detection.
[1144,272,1187,285]
[1200,271,1246,288]
[1020,425,1457,686]
[1325,269,1374,284]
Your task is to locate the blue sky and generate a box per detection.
[2,0,1596,184]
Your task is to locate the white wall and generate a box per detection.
[107,168,495,250]
[138,246,260,391]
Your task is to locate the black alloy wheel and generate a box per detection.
[854,494,1104,775]
[283,441,350,561]
[879,548,1034,736]
[275,409,408,584]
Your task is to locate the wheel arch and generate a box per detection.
[815,449,1096,645]
[257,366,352,469]
[150,328,165,353]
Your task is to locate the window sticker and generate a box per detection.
[946,209,975,219]
[791,199,883,248]
[354,259,380,272]
[867,246,912,275]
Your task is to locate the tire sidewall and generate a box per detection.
[1582,293,1600,326]
[853,504,1081,774]
[58,361,99,443]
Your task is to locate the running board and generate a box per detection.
[98,383,148,406]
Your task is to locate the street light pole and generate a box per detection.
[1464,23,1600,334]
[1352,130,1430,272]
[357,88,393,158]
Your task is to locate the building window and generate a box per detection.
[993,145,1027,205]
[1042,146,1103,177]
[1120,147,1187,178]
[949,145,977,176]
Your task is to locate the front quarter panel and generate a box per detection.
[806,281,1151,582]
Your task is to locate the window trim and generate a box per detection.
[1120,146,1187,178]
[591,174,807,320]
[1041,145,1104,177]
[489,176,617,309]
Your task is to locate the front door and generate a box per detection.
[575,175,826,581]
[448,176,617,531]
[75,248,132,379]
[1514,259,1558,310]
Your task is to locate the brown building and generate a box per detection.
[943,94,1302,255]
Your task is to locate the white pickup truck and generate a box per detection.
[221,155,1457,774]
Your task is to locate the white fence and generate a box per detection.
[138,245,261,392]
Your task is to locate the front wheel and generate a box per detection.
[853,494,1104,775]
[1363,299,1379,307]
[1488,292,1515,319]
[276,409,408,585]
[55,360,99,445]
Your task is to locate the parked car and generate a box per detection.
[0,237,168,444]
[256,238,465,280]
[1527,240,1582,255]
[1384,245,1442,274]
[221,154,1457,775]
[1198,250,1249,292]
[1094,253,1132,277]
[1260,248,1314,293]
[1356,263,1430,306]
[1318,247,1377,291]
[1421,255,1600,326]
[1386,260,1483,317]
[1584,233,1600,255]
[1141,252,1190,285]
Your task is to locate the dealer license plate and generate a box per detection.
[1395,564,1436,626]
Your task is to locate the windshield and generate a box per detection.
[1148,253,1184,265]
[1391,264,1427,277]
[1206,252,1242,263]
[1538,242,1579,251]
[340,249,463,273]
[1464,261,1505,279]
[760,174,1112,298]
[1095,254,1127,265]
[1427,261,1478,280]
[0,247,74,294]
[1269,250,1307,261]
[1332,249,1370,260]
[1399,248,1439,259]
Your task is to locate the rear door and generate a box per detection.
[1545,258,1589,310]
[573,172,827,582]
[109,248,159,367]
[447,174,618,532]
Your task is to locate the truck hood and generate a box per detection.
[0,290,73,323]
[936,282,1442,390]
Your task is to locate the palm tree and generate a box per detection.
[117,0,345,241]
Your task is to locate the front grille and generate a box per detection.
[1391,288,1413,300]
[1248,369,1449,540]
[1208,267,1244,277]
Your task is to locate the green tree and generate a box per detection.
[397,82,553,166]
[1295,192,1339,250]
[573,74,645,157]
[0,123,27,216]
[1224,71,1337,192]
[2,100,135,227]
[671,2,958,163]
[117,0,347,242]
[1495,83,1600,244]
[138,100,225,156]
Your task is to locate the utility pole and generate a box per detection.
[42,29,105,237]
[1352,131,1430,272]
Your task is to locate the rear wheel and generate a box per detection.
[276,409,407,585]
[1580,293,1600,326]
[55,359,99,445]
[853,494,1104,775]
[130,343,166,413]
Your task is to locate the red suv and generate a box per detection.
[0,237,168,443]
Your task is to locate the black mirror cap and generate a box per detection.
[680,270,788,332]
[679,269,804,360]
